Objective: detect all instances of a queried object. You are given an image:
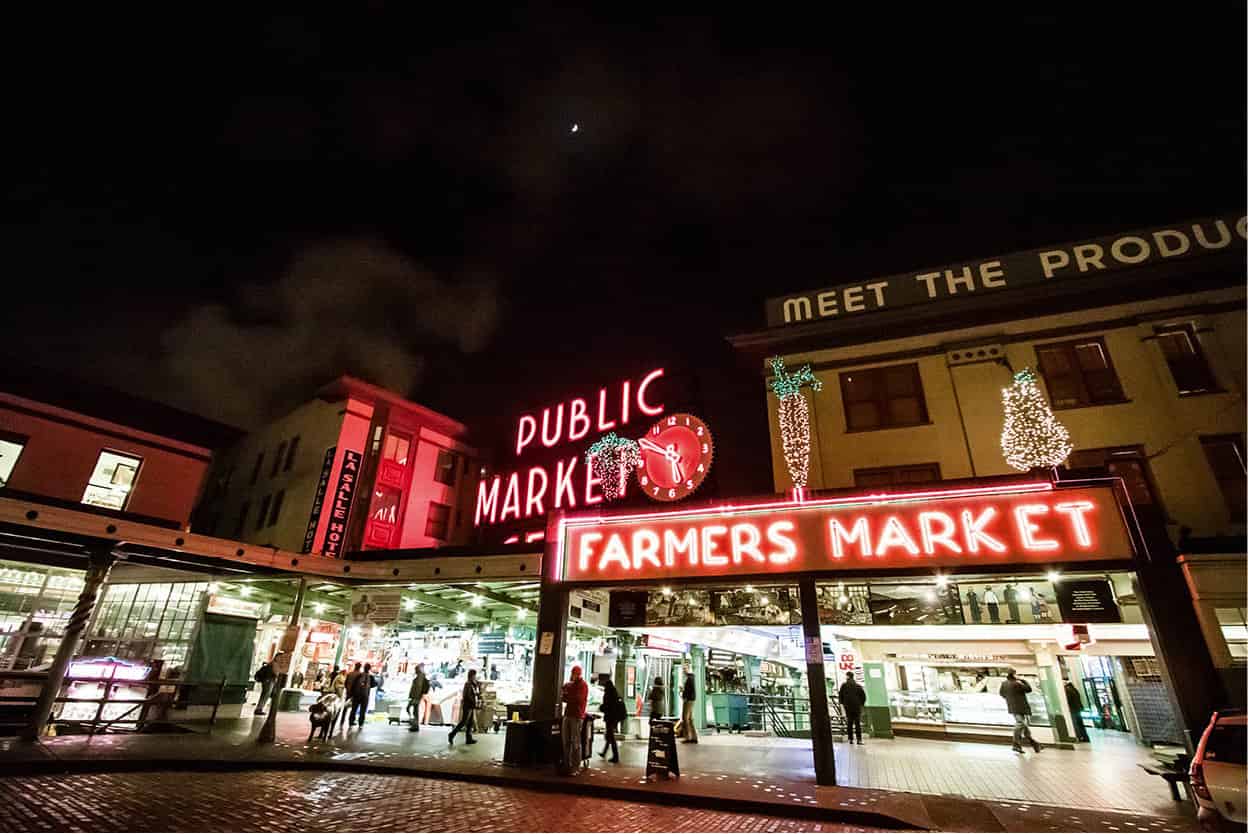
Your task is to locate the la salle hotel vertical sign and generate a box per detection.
[322,449,362,557]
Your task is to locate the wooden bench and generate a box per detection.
[1138,755,1191,801]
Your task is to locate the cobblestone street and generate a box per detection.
[0,770,883,833]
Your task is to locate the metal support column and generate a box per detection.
[22,545,116,741]
[257,576,308,744]
[798,577,836,786]
[530,582,569,721]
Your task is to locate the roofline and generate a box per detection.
[316,375,469,440]
[0,393,216,459]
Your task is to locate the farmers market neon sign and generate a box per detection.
[556,482,1133,582]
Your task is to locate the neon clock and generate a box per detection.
[637,413,714,502]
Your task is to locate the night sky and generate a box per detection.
[7,8,1244,465]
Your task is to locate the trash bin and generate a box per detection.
[503,720,537,766]
[278,688,304,712]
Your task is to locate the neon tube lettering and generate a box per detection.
[1014,504,1059,551]
[637,368,665,416]
[663,528,698,567]
[766,521,797,564]
[829,517,871,559]
[632,529,661,571]
[918,511,962,554]
[597,388,616,431]
[515,415,536,456]
[701,525,729,566]
[577,532,603,573]
[499,472,521,522]
[540,405,564,447]
[621,380,631,426]
[962,507,1007,553]
[876,516,921,557]
[1054,501,1095,547]
[525,467,548,517]
[584,454,603,506]
[554,457,577,509]
[568,398,591,441]
[598,533,631,571]
[474,476,500,525]
[730,523,766,564]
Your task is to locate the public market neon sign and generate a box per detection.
[475,368,666,527]
[556,482,1133,582]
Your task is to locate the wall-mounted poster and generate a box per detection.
[1054,579,1121,624]
[642,586,801,627]
[868,583,963,626]
[815,582,872,625]
[608,592,649,628]
[957,580,1057,625]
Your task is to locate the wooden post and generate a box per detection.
[22,546,116,741]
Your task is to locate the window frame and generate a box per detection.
[1154,324,1220,396]
[255,494,272,531]
[838,363,930,433]
[271,442,287,477]
[233,501,250,538]
[284,436,301,472]
[853,463,943,489]
[249,451,265,485]
[0,430,28,488]
[81,449,144,512]
[433,449,458,486]
[425,501,452,540]
[1034,336,1127,410]
[1063,445,1165,516]
[268,489,286,527]
[1200,435,1247,523]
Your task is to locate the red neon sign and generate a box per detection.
[558,483,1132,583]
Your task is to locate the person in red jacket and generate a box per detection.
[560,665,589,775]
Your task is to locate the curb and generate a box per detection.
[2,756,926,830]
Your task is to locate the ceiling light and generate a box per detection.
[744,585,755,593]
[471,595,482,607]
[456,612,466,624]
[759,596,769,605]
[239,586,252,597]
[313,602,326,614]
[207,582,220,594]
[661,587,672,596]
[935,575,948,588]
[1046,571,1061,583]
[403,599,417,611]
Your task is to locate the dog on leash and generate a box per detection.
[308,693,342,741]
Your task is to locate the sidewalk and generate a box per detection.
[0,715,1197,832]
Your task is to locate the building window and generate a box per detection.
[249,452,265,485]
[0,432,27,488]
[383,432,411,466]
[1156,326,1219,395]
[284,436,300,471]
[1201,436,1246,522]
[271,442,287,477]
[255,495,272,530]
[853,463,942,489]
[839,364,928,432]
[268,490,285,527]
[233,501,250,538]
[1065,446,1160,509]
[425,502,451,539]
[434,449,458,486]
[370,486,402,526]
[81,450,143,511]
[1035,337,1125,408]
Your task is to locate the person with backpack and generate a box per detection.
[597,673,626,764]
[680,671,698,743]
[837,671,867,744]
[348,662,376,728]
[253,658,277,716]
[408,663,430,732]
[448,669,480,745]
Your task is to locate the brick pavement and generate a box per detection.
[0,770,883,833]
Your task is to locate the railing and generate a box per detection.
[0,669,254,736]
[728,692,849,739]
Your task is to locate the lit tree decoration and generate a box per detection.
[1000,367,1074,471]
[769,357,823,489]
[585,432,641,501]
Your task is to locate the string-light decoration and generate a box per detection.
[1000,367,1073,471]
[769,357,823,489]
[585,432,641,500]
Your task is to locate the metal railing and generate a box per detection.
[726,692,849,738]
[0,669,253,736]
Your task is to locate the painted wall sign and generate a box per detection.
[475,368,667,528]
[557,483,1132,584]
[302,446,337,554]
[765,213,1247,328]
[322,449,362,557]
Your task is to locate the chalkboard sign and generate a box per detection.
[645,718,680,779]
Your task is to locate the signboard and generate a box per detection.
[645,718,680,779]
[478,631,507,655]
[351,590,402,626]
[206,594,265,620]
[765,213,1246,328]
[322,449,362,557]
[804,637,823,665]
[279,624,301,653]
[642,634,687,654]
[302,446,337,553]
[538,631,555,655]
[608,591,649,627]
[1054,579,1122,624]
[558,483,1133,583]
[569,589,609,627]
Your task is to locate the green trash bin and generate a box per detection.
[277,688,304,712]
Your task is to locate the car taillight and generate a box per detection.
[1190,761,1212,800]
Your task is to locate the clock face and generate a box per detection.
[637,413,714,502]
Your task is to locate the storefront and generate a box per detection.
[530,475,1188,784]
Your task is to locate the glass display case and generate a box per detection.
[889,690,944,724]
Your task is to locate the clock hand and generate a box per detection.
[670,459,683,483]
[639,438,668,455]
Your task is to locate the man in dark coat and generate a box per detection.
[448,669,480,745]
[597,674,626,763]
[1065,680,1090,742]
[253,659,276,716]
[999,669,1041,753]
[837,672,867,744]
[348,663,376,727]
[408,663,430,732]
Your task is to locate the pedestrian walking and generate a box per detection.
[598,673,625,763]
[837,671,867,744]
[448,669,480,745]
[999,669,1042,753]
[559,665,588,775]
[679,671,698,743]
[1065,680,1090,742]
[348,663,376,727]
[984,586,1000,623]
[408,663,430,732]
[253,658,276,716]
[647,677,665,723]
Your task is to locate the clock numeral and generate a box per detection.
[640,475,649,486]
[695,426,703,436]
[668,488,676,498]
[685,479,693,488]
[652,425,660,436]
[702,444,709,453]
[652,486,659,495]
[683,416,689,425]
[667,416,676,426]
[697,464,704,473]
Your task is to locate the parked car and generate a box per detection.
[1190,709,1246,831]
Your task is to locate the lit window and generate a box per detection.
[1035,337,1125,408]
[434,449,458,486]
[383,432,411,466]
[82,450,142,511]
[0,434,26,488]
